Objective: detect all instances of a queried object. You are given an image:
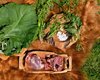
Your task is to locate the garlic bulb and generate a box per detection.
[57,31,68,41]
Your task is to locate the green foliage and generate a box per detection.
[82,39,100,80]
[0,5,3,8]
[54,0,79,8]
[97,0,100,5]
[53,0,81,36]
[98,11,100,14]
[0,3,38,55]
[64,12,82,35]
[76,43,82,51]
[48,23,59,38]
[71,0,79,8]
[36,0,81,39]
[36,0,54,40]
[53,0,66,6]
[37,0,47,7]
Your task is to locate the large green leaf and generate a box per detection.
[0,3,38,55]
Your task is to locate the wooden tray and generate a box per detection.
[19,49,72,74]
